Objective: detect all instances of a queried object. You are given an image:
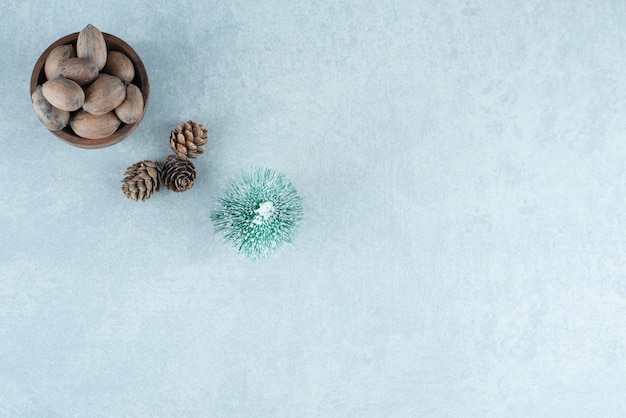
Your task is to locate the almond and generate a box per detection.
[114,84,144,124]
[31,85,70,131]
[44,44,75,80]
[70,111,121,139]
[102,51,135,83]
[83,74,126,115]
[57,57,99,86]
[77,24,107,70]
[41,78,85,112]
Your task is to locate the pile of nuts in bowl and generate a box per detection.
[31,24,144,139]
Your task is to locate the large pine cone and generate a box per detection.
[162,155,196,192]
[169,120,209,159]
[121,160,161,201]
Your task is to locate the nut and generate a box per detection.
[83,73,126,115]
[41,77,85,112]
[114,83,144,124]
[31,85,70,131]
[44,44,75,80]
[102,51,135,83]
[57,57,99,86]
[70,110,121,139]
[77,24,107,70]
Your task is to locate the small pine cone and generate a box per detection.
[121,160,161,201]
[162,155,196,192]
[169,120,209,159]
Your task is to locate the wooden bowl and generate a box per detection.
[30,32,150,149]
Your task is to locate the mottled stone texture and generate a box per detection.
[2,0,626,416]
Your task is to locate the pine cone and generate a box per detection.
[121,160,161,201]
[170,120,209,159]
[162,155,196,192]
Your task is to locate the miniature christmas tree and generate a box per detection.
[211,168,303,259]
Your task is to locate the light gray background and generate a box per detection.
[2,0,626,416]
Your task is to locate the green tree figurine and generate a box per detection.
[211,168,304,259]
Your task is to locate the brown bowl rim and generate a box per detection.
[30,32,150,149]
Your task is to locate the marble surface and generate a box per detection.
[2,0,626,416]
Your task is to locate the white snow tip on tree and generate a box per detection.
[252,201,275,225]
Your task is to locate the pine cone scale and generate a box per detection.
[146,166,158,178]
